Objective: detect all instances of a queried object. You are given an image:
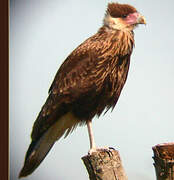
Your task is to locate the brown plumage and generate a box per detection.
[19,2,146,178]
[107,3,137,18]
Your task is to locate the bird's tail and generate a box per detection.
[19,112,79,178]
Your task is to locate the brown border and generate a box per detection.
[0,0,9,179]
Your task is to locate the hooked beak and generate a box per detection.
[137,14,146,25]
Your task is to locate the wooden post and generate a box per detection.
[82,148,128,180]
[152,143,174,180]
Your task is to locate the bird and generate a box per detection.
[19,2,146,178]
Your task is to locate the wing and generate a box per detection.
[19,39,107,177]
[49,47,105,99]
[31,37,106,141]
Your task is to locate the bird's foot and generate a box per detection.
[88,146,115,156]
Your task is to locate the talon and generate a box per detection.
[88,147,114,156]
[109,147,115,150]
[103,148,113,157]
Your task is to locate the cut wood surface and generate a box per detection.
[153,142,174,180]
[82,148,127,180]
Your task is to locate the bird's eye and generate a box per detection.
[122,15,127,18]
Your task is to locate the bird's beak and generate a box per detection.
[137,14,146,25]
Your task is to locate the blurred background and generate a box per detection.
[10,0,174,179]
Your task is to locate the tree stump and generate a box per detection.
[152,143,174,180]
[82,148,128,180]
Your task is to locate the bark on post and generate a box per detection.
[82,148,128,180]
[152,143,174,180]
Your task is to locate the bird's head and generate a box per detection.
[104,3,146,31]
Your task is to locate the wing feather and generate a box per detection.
[31,37,106,141]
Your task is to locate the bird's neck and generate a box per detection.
[98,26,135,55]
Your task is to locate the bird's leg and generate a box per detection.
[87,120,96,153]
[87,120,114,155]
